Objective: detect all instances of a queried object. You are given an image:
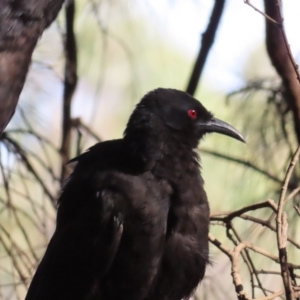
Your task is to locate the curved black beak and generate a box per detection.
[198,117,246,143]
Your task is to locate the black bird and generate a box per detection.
[25,88,245,300]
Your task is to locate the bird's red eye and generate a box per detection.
[188,109,197,119]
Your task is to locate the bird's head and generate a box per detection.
[124,88,245,150]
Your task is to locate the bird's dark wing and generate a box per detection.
[26,139,171,300]
[25,172,124,300]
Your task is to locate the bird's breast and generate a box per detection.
[166,199,210,268]
[158,176,210,298]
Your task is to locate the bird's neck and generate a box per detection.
[155,145,200,181]
[125,132,200,179]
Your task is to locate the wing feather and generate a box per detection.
[25,179,124,300]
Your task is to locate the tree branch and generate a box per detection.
[2,134,55,207]
[276,146,300,300]
[186,0,225,96]
[0,0,64,133]
[60,0,78,184]
[263,0,300,143]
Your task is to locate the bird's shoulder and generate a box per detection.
[69,139,128,174]
[68,138,173,194]
[57,139,129,220]
[59,138,172,222]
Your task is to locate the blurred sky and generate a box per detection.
[139,0,300,91]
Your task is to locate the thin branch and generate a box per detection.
[200,148,283,185]
[244,0,279,25]
[276,146,300,299]
[0,234,27,288]
[2,134,55,207]
[245,0,300,83]
[294,205,300,217]
[254,290,285,300]
[208,233,233,258]
[237,214,300,249]
[210,199,278,221]
[230,224,267,297]
[285,186,300,204]
[60,0,78,184]
[186,0,226,95]
[72,118,102,142]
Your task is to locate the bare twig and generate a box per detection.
[208,233,233,258]
[244,0,300,83]
[60,0,78,184]
[72,118,102,142]
[285,186,300,204]
[186,0,225,95]
[294,205,300,217]
[2,134,55,206]
[209,233,286,300]
[237,214,300,249]
[227,225,257,298]
[244,0,279,25]
[210,199,278,221]
[0,235,27,288]
[276,146,300,299]
[210,186,300,300]
[201,148,283,185]
[254,290,285,300]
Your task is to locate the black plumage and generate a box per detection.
[25,88,245,300]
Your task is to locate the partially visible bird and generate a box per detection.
[25,88,245,300]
